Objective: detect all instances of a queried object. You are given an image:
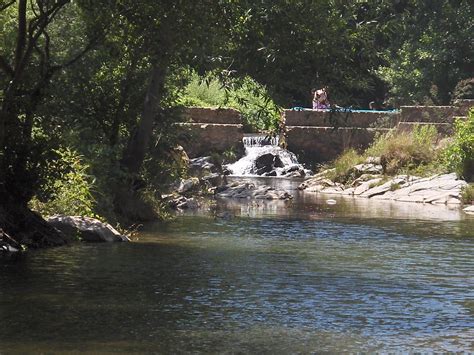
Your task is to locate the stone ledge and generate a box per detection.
[283,109,400,128]
[400,106,458,123]
[182,107,242,124]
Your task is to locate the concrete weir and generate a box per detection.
[284,100,472,164]
[177,100,472,163]
[284,109,397,164]
[177,107,244,158]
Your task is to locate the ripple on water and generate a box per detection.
[1,210,474,352]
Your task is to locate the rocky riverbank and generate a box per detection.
[298,159,474,214]
[163,154,473,215]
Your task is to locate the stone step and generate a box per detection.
[396,121,453,135]
[400,105,457,123]
[283,109,400,128]
[183,107,242,124]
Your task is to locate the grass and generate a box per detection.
[323,149,365,183]
[461,184,474,204]
[320,124,448,184]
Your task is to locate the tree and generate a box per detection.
[0,0,98,246]
[377,0,473,105]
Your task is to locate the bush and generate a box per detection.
[452,78,474,101]
[443,109,474,181]
[324,149,364,183]
[461,184,474,204]
[29,148,97,218]
[366,125,440,175]
[179,72,281,132]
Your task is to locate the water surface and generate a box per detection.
[1,190,473,353]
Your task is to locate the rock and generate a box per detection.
[351,174,381,187]
[353,178,383,195]
[321,187,344,194]
[177,177,200,193]
[263,170,278,177]
[341,187,355,195]
[189,156,217,176]
[463,205,474,214]
[365,156,381,164]
[217,182,292,200]
[254,153,284,175]
[360,176,408,198]
[281,165,306,178]
[352,163,383,175]
[201,173,222,187]
[177,197,199,209]
[299,177,336,192]
[47,215,129,243]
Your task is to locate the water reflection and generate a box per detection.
[1,190,474,353]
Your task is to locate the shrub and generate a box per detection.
[179,72,281,132]
[443,109,474,181]
[461,184,474,204]
[324,149,364,183]
[452,78,474,101]
[366,125,440,175]
[29,148,97,218]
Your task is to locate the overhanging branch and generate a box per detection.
[0,0,15,12]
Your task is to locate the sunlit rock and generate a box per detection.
[48,215,129,243]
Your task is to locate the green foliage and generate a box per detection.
[324,149,364,183]
[366,125,441,176]
[461,184,474,204]
[179,72,281,131]
[443,110,474,181]
[452,78,474,101]
[376,1,473,105]
[29,148,96,218]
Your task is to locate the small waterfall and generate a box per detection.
[226,134,310,177]
[242,134,279,147]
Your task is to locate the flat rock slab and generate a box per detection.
[463,205,474,214]
[217,183,292,200]
[358,173,467,204]
[48,215,129,243]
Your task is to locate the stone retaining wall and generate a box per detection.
[182,107,242,124]
[286,126,387,164]
[178,101,472,162]
[399,106,458,123]
[284,109,400,128]
[177,108,244,158]
[284,100,472,164]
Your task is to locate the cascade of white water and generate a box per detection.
[242,135,279,147]
[226,134,309,176]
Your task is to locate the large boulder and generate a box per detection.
[254,153,284,175]
[48,215,129,243]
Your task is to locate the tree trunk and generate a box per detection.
[120,64,166,175]
[113,64,167,221]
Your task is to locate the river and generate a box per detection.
[1,178,474,352]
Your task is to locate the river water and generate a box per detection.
[1,178,474,353]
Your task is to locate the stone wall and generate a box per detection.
[284,109,400,128]
[284,100,473,165]
[182,107,242,124]
[177,102,472,162]
[286,126,386,164]
[399,106,458,123]
[178,108,244,158]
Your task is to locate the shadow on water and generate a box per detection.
[1,177,474,353]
